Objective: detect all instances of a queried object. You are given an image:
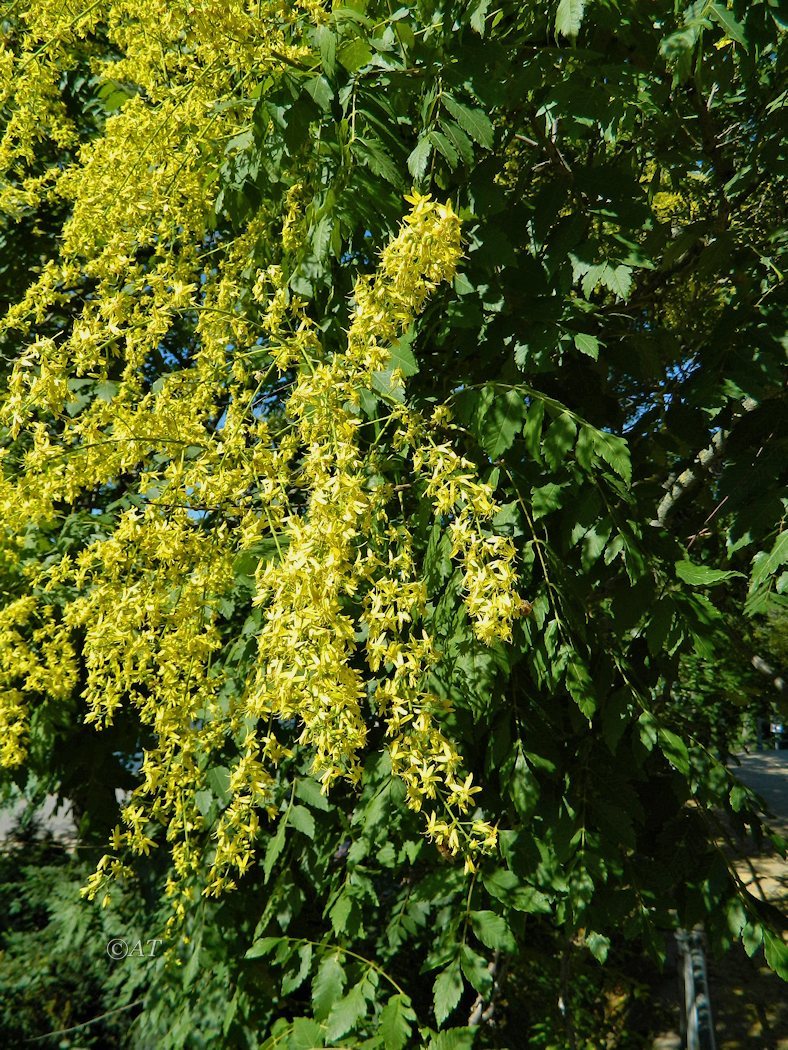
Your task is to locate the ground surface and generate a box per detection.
[733,751,788,907]
[650,751,788,1050]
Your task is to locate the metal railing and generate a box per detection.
[676,928,717,1050]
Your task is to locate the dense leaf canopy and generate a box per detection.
[0,0,786,1045]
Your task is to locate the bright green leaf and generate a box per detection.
[658,728,690,776]
[469,910,516,953]
[676,560,744,587]
[312,953,346,1020]
[433,958,463,1026]
[442,96,494,149]
[764,931,788,980]
[574,333,599,359]
[338,38,373,72]
[555,0,585,38]
[288,804,316,839]
[407,137,433,181]
[709,3,747,48]
[325,982,367,1041]
[379,993,416,1050]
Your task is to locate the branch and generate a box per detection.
[27,999,143,1042]
[467,950,506,1027]
[751,655,785,695]
[654,398,758,526]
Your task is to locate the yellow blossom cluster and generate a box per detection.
[0,0,528,912]
[0,595,77,767]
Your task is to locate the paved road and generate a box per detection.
[731,750,788,907]
[732,750,788,838]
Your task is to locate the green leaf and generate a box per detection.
[555,0,585,38]
[469,910,516,953]
[407,137,433,181]
[581,262,632,300]
[565,655,596,719]
[352,137,402,187]
[532,482,569,519]
[581,520,611,571]
[764,930,788,980]
[459,945,493,997]
[206,765,231,804]
[638,711,658,752]
[97,80,134,113]
[338,38,373,72]
[523,400,545,462]
[245,936,284,959]
[479,389,526,459]
[329,892,353,935]
[585,932,611,963]
[574,333,599,359]
[709,3,747,48]
[428,1030,477,1050]
[429,130,459,169]
[542,412,577,469]
[315,25,336,74]
[194,789,213,818]
[468,0,492,35]
[312,953,346,1020]
[288,804,316,839]
[393,19,415,49]
[294,777,331,811]
[95,379,119,402]
[263,818,287,882]
[325,982,367,1041]
[492,501,523,537]
[658,728,690,776]
[676,560,743,587]
[442,96,493,149]
[749,531,788,592]
[729,783,749,813]
[508,746,539,819]
[439,120,474,167]
[645,597,675,656]
[604,263,632,299]
[482,869,551,913]
[388,329,419,376]
[660,26,701,83]
[304,75,333,112]
[288,1018,325,1050]
[424,519,452,594]
[593,430,632,485]
[373,365,406,402]
[282,943,313,995]
[433,958,463,1026]
[741,921,763,958]
[379,993,416,1050]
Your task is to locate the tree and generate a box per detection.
[0,1,785,1046]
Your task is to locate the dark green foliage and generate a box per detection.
[0,824,135,1047]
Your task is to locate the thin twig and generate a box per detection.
[26,999,143,1042]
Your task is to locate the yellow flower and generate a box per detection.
[0,0,529,911]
